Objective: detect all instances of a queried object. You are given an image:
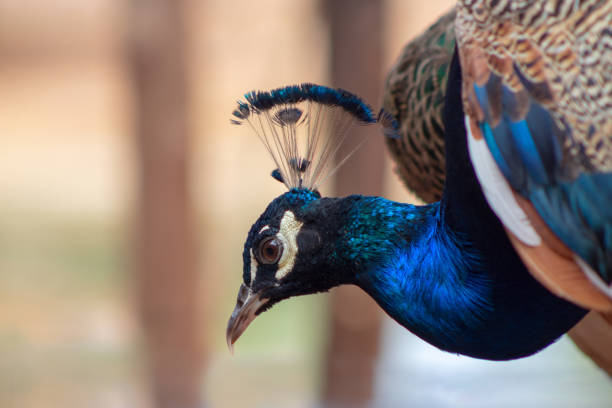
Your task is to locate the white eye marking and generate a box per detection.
[259,225,270,234]
[275,211,303,280]
[249,249,257,285]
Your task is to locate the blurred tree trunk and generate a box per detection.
[127,1,204,407]
[322,0,385,407]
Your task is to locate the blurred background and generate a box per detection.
[0,0,610,407]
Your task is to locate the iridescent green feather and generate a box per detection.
[383,9,456,203]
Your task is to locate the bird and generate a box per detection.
[226,1,612,361]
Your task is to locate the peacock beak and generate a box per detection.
[226,283,269,353]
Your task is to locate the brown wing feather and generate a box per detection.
[383,9,456,203]
[457,0,612,173]
[569,311,612,375]
[457,0,612,310]
[508,192,612,310]
[387,2,612,375]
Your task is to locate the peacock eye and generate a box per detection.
[256,236,283,265]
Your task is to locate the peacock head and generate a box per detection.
[226,188,334,350]
[225,83,398,351]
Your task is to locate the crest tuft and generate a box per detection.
[232,83,382,190]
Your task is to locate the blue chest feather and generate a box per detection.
[341,52,587,360]
[339,197,586,360]
[355,206,493,349]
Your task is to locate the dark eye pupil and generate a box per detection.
[257,237,283,264]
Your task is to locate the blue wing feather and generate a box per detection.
[530,173,612,283]
[507,119,549,185]
[472,71,612,285]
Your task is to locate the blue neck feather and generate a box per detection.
[323,49,585,360]
[351,202,493,349]
[321,194,585,360]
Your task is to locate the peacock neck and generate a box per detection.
[347,49,584,360]
[332,196,497,357]
[325,194,585,360]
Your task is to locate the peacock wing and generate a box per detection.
[383,8,456,203]
[456,0,612,310]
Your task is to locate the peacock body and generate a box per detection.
[226,0,611,362]
[455,0,612,307]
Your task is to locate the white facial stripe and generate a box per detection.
[275,211,303,280]
[249,249,257,285]
[258,225,270,234]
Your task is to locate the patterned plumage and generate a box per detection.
[457,0,612,172]
[384,5,612,373]
[385,4,612,307]
[226,0,611,363]
[383,10,455,203]
[456,0,612,304]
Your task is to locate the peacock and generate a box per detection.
[226,1,612,362]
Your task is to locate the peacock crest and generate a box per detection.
[231,83,397,191]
